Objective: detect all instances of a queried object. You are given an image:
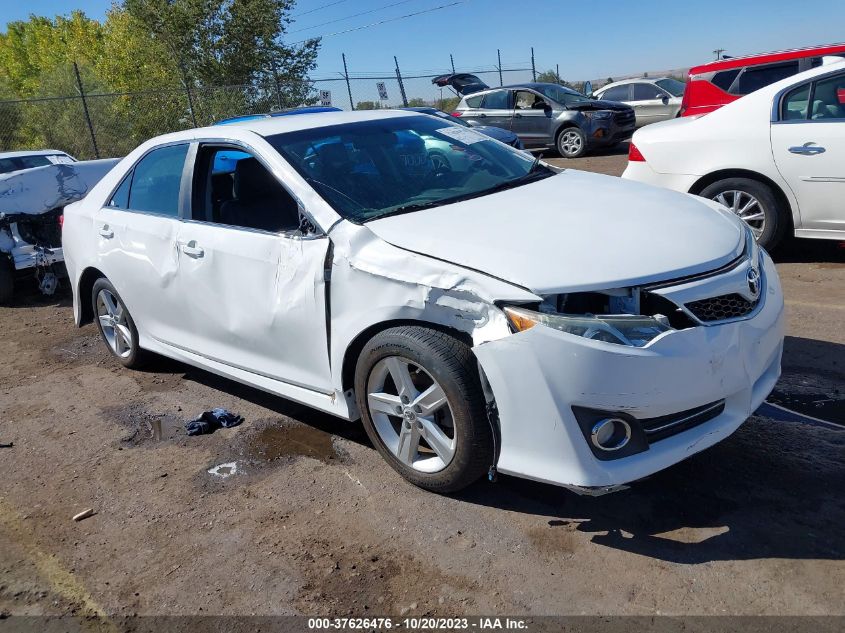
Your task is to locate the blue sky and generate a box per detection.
[5,0,845,81]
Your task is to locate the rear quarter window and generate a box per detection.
[464,95,483,108]
[733,62,799,95]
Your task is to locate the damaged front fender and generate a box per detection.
[328,221,537,407]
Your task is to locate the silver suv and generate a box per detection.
[437,74,635,158]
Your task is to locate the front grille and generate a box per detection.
[685,293,756,322]
[640,400,726,443]
[613,109,636,127]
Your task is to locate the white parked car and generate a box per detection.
[593,77,685,127]
[623,60,845,249]
[62,111,784,494]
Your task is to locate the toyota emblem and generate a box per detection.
[747,268,761,298]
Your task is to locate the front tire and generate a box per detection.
[92,278,146,368]
[354,326,493,493]
[699,178,787,250]
[556,126,587,158]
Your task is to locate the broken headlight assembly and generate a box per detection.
[503,305,672,347]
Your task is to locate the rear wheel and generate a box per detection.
[0,257,13,305]
[556,126,587,158]
[354,326,493,493]
[92,278,146,368]
[699,178,787,250]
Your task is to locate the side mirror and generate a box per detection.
[660,95,669,104]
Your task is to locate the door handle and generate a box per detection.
[179,241,204,258]
[514,113,523,118]
[98,225,113,239]
[477,113,487,118]
[788,142,826,155]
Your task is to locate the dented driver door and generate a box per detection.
[173,222,333,393]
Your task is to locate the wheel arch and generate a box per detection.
[688,168,796,233]
[340,319,474,397]
[77,266,106,325]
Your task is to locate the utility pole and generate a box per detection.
[531,47,536,81]
[556,63,561,84]
[497,49,503,86]
[270,60,284,111]
[73,62,99,159]
[450,54,455,74]
[394,56,408,107]
[713,48,726,61]
[342,53,354,110]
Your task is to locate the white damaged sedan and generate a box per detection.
[62,110,784,494]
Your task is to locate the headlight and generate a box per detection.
[503,305,671,347]
[584,110,613,120]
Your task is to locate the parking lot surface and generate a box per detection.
[1,147,843,618]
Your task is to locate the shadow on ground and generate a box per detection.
[772,237,845,264]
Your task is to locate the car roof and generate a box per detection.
[500,81,581,92]
[690,42,845,75]
[190,109,428,139]
[215,106,343,125]
[598,77,669,91]
[0,149,70,159]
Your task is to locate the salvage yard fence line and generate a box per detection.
[0,45,611,160]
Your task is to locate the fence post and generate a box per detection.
[450,54,455,74]
[497,49,503,86]
[342,53,354,111]
[179,62,198,128]
[73,62,99,159]
[270,60,284,111]
[394,56,408,107]
[531,47,536,81]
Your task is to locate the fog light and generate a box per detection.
[590,418,631,451]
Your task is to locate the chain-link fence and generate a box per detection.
[0,54,568,160]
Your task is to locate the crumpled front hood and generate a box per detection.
[365,170,744,295]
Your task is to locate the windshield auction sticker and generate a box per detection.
[436,126,489,144]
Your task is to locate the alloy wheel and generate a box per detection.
[96,288,133,358]
[559,129,583,156]
[366,356,456,473]
[713,190,766,239]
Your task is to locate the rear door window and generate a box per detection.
[733,62,799,95]
[781,84,811,120]
[601,85,630,101]
[481,90,511,110]
[632,83,664,101]
[808,73,845,120]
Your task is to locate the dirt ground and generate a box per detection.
[1,147,843,620]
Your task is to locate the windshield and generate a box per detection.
[655,78,686,97]
[266,115,552,223]
[533,84,588,105]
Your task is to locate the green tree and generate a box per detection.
[536,69,564,85]
[434,96,460,113]
[406,97,426,107]
[355,100,382,110]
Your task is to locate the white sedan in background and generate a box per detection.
[62,111,783,495]
[623,60,845,250]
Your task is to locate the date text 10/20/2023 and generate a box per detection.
[307,617,529,630]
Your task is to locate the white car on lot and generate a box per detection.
[62,111,784,494]
[593,77,685,127]
[623,60,845,250]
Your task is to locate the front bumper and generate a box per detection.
[473,252,784,490]
[587,116,635,147]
